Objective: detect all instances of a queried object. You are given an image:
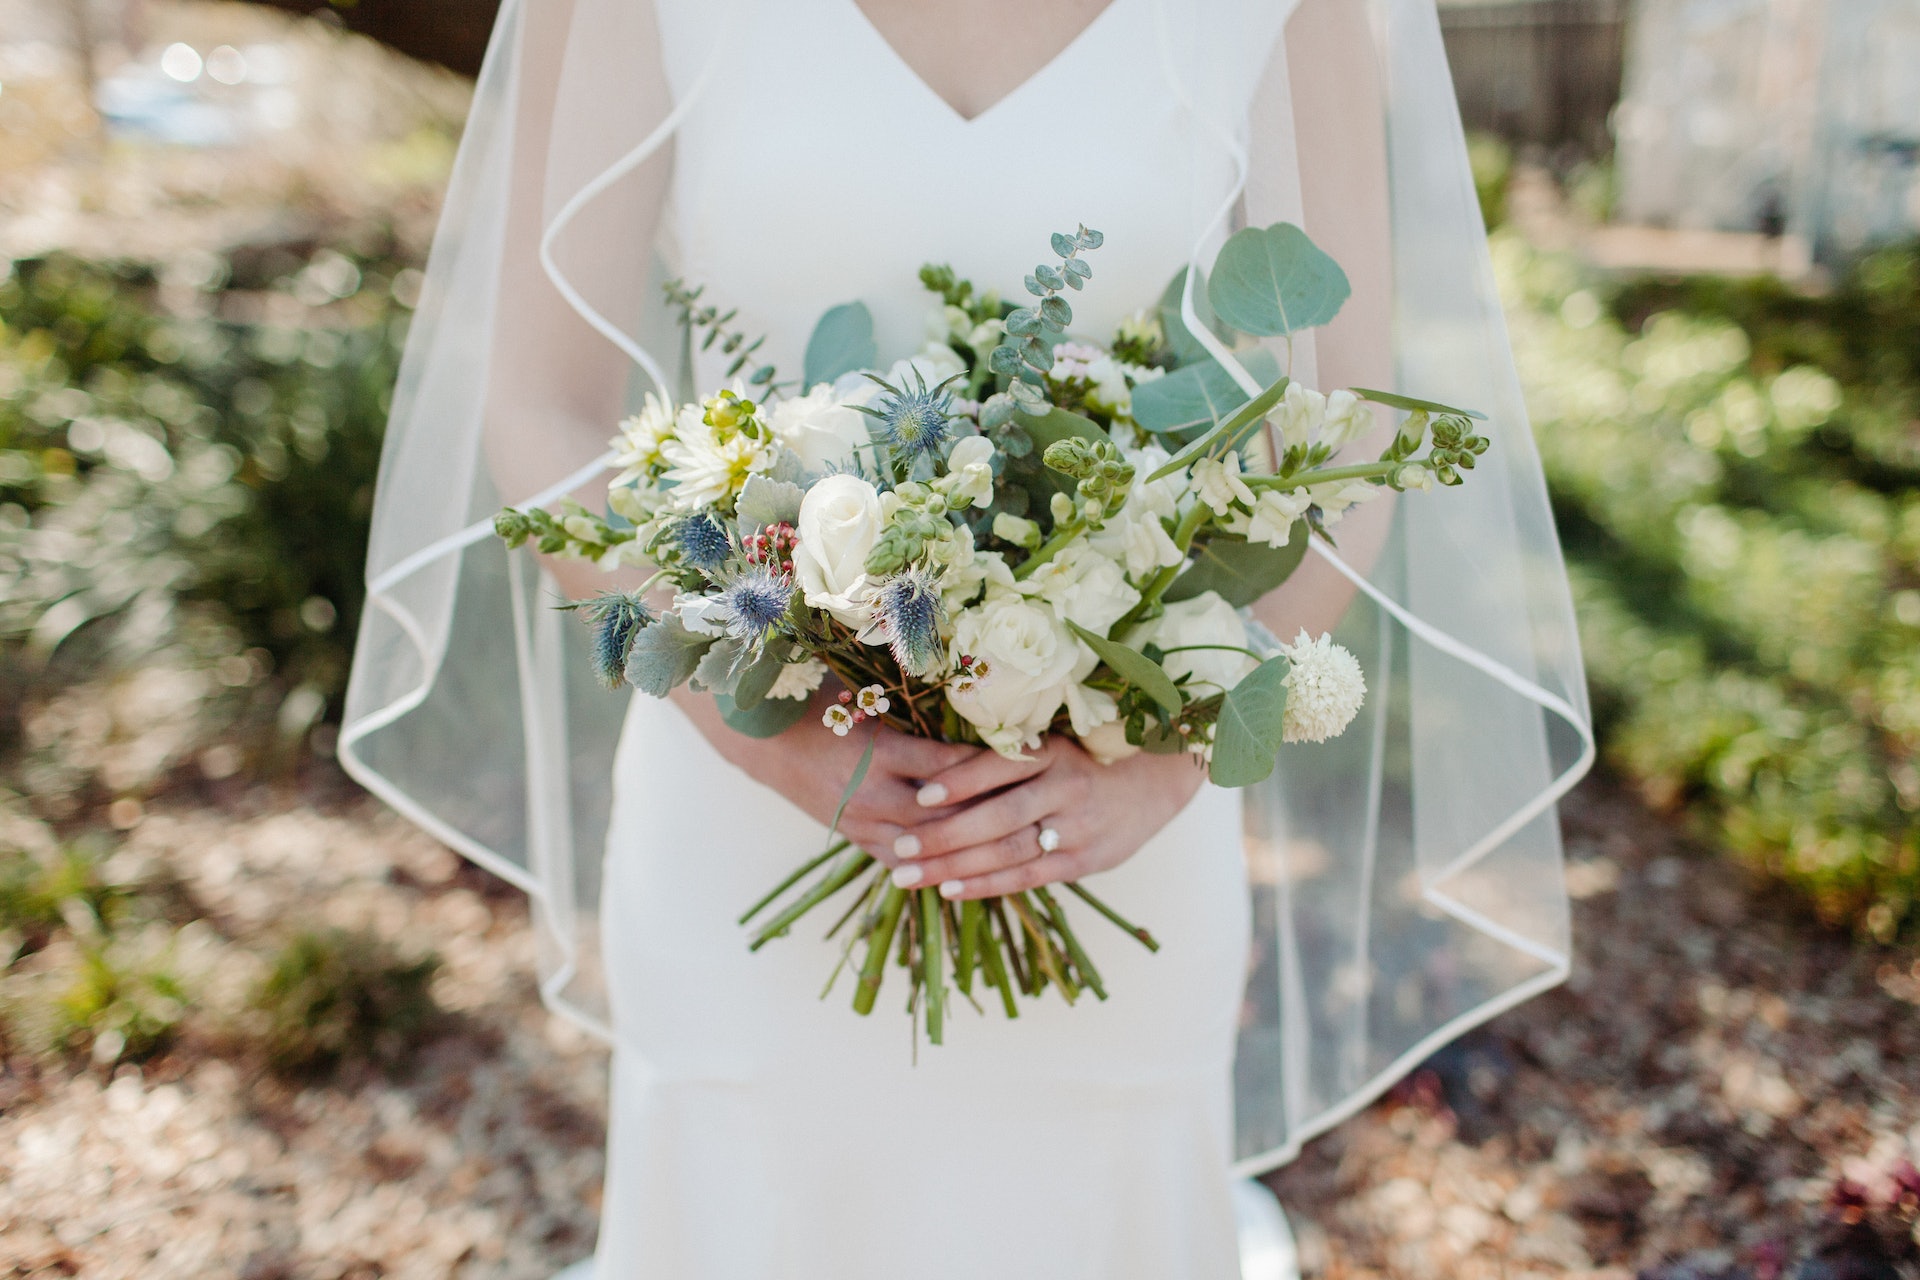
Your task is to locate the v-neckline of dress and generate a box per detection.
[839,0,1130,127]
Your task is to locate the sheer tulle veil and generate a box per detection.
[340,0,1593,1175]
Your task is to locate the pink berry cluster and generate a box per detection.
[744,522,797,574]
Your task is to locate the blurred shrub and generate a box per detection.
[250,928,444,1077]
[0,248,407,777]
[1467,132,1513,231]
[1501,233,1920,938]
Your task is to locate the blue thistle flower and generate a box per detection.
[861,368,958,465]
[570,591,654,689]
[875,568,944,676]
[714,565,795,644]
[673,512,732,573]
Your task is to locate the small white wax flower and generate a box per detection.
[855,684,891,716]
[1191,451,1254,516]
[823,703,855,736]
[768,658,828,701]
[1279,630,1367,743]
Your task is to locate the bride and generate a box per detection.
[341,0,1594,1274]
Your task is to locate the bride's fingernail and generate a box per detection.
[892,834,922,859]
[916,783,948,807]
[890,865,923,888]
[939,880,966,899]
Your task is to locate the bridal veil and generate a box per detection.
[340,0,1593,1174]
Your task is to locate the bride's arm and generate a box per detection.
[895,0,1395,899]
[1247,0,1396,644]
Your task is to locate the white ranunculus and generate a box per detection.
[1272,383,1327,450]
[1077,717,1141,765]
[1144,591,1256,696]
[793,473,884,627]
[1191,451,1254,516]
[942,435,996,508]
[767,658,828,701]
[946,595,1085,757]
[1020,540,1140,636]
[767,384,872,472]
[1320,389,1375,450]
[1279,630,1366,742]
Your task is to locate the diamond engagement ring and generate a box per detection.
[1036,826,1062,853]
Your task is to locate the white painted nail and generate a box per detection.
[939,880,965,898]
[916,783,948,807]
[893,833,922,859]
[891,864,923,888]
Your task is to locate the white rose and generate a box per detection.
[942,435,996,508]
[1077,717,1141,765]
[1272,383,1327,450]
[1144,591,1256,696]
[1019,540,1140,636]
[946,595,1086,756]
[793,473,884,627]
[886,343,967,389]
[767,384,872,472]
[1320,389,1374,450]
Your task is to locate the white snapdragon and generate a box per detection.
[945,595,1088,757]
[792,473,884,628]
[1279,630,1366,742]
[1320,389,1373,449]
[1272,383,1327,450]
[1397,463,1436,492]
[767,384,872,472]
[1307,478,1379,526]
[1019,540,1140,636]
[1090,442,1186,580]
[1144,591,1256,696]
[941,435,996,509]
[767,658,828,701]
[1191,451,1255,516]
[1231,488,1311,549]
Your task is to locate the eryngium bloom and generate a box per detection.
[874,568,943,676]
[714,565,795,644]
[673,512,732,572]
[862,368,958,463]
[572,591,655,689]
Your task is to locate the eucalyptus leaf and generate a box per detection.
[718,690,811,738]
[1207,222,1351,338]
[1131,348,1281,435]
[1156,266,1235,367]
[1067,621,1183,714]
[730,648,787,711]
[1209,656,1292,787]
[735,475,805,531]
[1015,407,1106,450]
[1051,232,1076,257]
[1351,387,1488,421]
[803,302,877,387]
[625,612,712,697]
[1139,722,1187,755]
[1145,372,1293,484]
[1164,533,1309,608]
[1040,295,1072,327]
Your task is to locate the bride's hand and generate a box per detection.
[887,736,1207,899]
[679,689,978,862]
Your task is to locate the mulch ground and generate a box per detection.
[3,772,1916,1279]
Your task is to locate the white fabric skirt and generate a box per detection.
[594,691,1251,1279]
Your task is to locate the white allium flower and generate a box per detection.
[768,658,828,701]
[1190,451,1255,516]
[1280,630,1366,743]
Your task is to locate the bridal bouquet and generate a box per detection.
[496,222,1489,1042]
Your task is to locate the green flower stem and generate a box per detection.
[919,888,946,1045]
[1157,643,1269,663]
[748,846,872,951]
[1009,893,1076,1003]
[1064,882,1161,952]
[1245,460,1399,490]
[818,866,890,999]
[990,898,1031,994]
[1012,523,1084,581]
[956,899,983,995]
[738,839,850,926]
[1035,886,1106,1001]
[1117,501,1213,629]
[978,911,1020,1018]
[854,885,911,1016]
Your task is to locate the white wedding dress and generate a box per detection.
[593,1,1267,1275]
